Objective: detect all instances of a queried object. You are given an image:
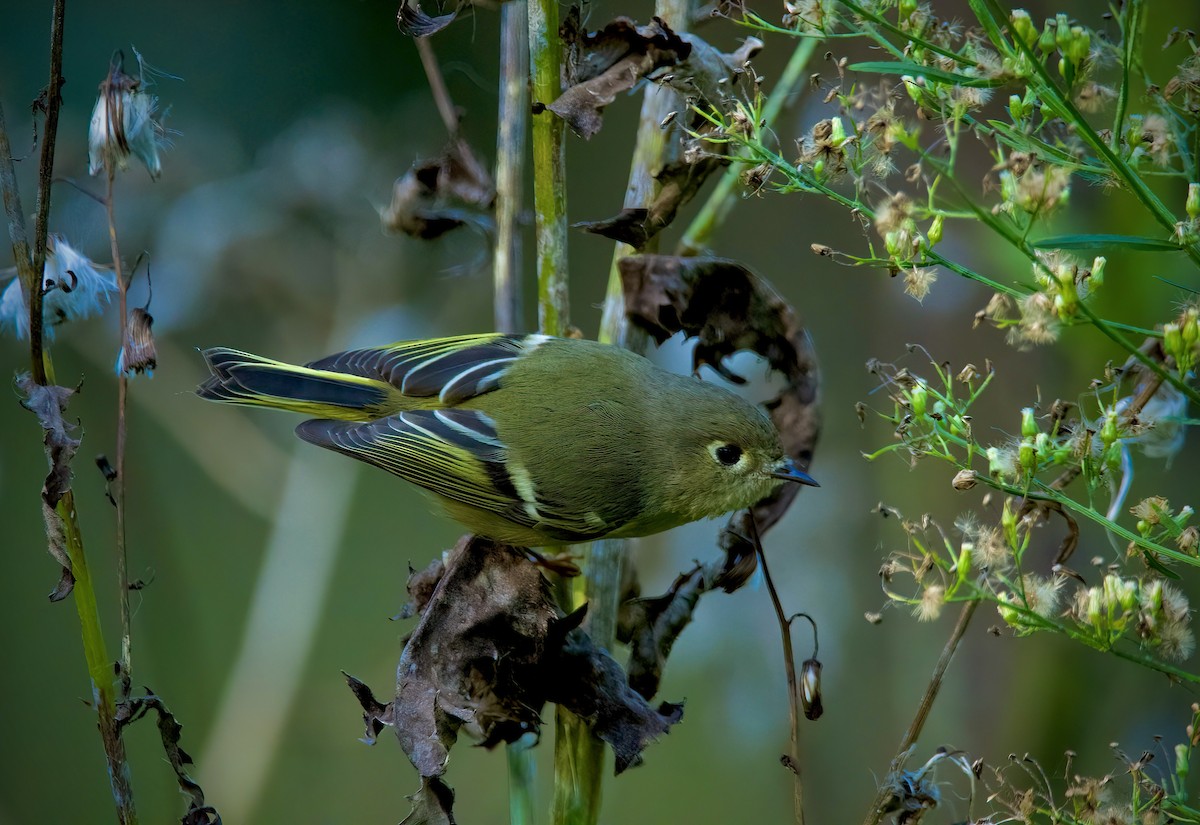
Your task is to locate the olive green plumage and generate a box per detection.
[197,333,816,545]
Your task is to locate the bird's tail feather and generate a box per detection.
[197,347,395,420]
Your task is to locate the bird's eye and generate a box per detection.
[715,444,743,466]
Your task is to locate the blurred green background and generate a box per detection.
[2,1,1199,823]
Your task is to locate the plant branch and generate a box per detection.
[27,0,66,381]
[106,170,134,689]
[528,0,569,334]
[860,599,980,825]
[494,0,529,335]
[415,37,460,137]
[749,513,807,825]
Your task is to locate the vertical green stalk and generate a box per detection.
[499,4,536,821]
[526,3,591,822]
[494,0,529,336]
[678,36,819,256]
[528,0,569,333]
[550,2,695,824]
[1111,0,1142,151]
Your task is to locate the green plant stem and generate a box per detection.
[497,5,535,816]
[61,490,138,825]
[678,35,819,255]
[1112,0,1141,151]
[860,599,979,825]
[528,0,569,333]
[972,0,1200,268]
[508,734,537,825]
[494,0,529,335]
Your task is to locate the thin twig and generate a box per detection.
[27,0,66,382]
[748,512,806,825]
[860,599,980,825]
[106,169,134,688]
[415,37,460,137]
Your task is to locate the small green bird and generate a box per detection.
[197,333,817,545]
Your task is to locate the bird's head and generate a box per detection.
[663,385,818,522]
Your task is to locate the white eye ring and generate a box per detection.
[709,442,747,469]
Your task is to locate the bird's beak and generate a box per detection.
[769,458,819,487]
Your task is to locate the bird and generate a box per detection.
[196,333,817,546]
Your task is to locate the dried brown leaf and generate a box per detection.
[18,375,81,600]
[617,255,821,590]
[575,156,724,249]
[393,537,557,778]
[617,566,705,699]
[545,619,684,773]
[381,140,495,240]
[572,33,762,247]
[400,777,457,825]
[396,1,457,37]
[549,16,691,139]
[119,691,221,824]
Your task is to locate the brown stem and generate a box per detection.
[25,0,66,381]
[860,599,980,825]
[106,170,133,686]
[415,37,460,137]
[0,102,38,379]
[748,513,805,825]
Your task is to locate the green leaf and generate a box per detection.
[847,61,1007,88]
[1032,234,1182,252]
[1144,551,1183,580]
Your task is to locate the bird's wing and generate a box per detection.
[305,333,542,404]
[295,408,610,540]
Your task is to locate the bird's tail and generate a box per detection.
[197,347,398,421]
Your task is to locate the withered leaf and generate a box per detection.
[396,0,457,37]
[575,155,724,249]
[618,255,821,591]
[381,140,495,240]
[669,33,763,109]
[549,16,691,139]
[617,566,705,699]
[573,33,763,248]
[392,536,558,778]
[546,622,684,773]
[370,533,685,822]
[400,777,457,825]
[397,557,445,620]
[119,690,222,824]
[18,374,81,601]
[344,672,395,745]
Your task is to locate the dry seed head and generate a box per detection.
[88,54,167,179]
[903,267,938,302]
[1139,115,1173,165]
[1130,496,1169,525]
[914,584,945,621]
[1074,82,1116,112]
[117,307,157,377]
[951,469,977,490]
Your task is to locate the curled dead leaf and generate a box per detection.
[352,535,686,820]
[396,0,457,37]
[617,255,821,590]
[381,140,495,240]
[18,374,81,601]
[549,16,691,139]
